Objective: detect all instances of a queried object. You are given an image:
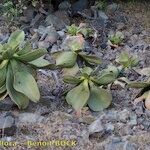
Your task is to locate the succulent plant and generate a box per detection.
[108,31,124,47]
[54,34,101,68]
[116,52,139,69]
[63,66,119,112]
[0,30,53,109]
[66,24,93,37]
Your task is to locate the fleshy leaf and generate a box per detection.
[92,72,117,85]
[79,52,101,64]
[81,67,93,76]
[0,91,8,101]
[103,65,119,77]
[8,30,25,49]
[17,42,32,55]
[13,70,40,102]
[66,80,90,111]
[0,44,3,52]
[63,75,82,84]
[6,64,29,109]
[116,52,139,68]
[28,57,56,69]
[56,51,77,68]
[0,84,6,94]
[15,48,47,62]
[63,63,79,76]
[0,61,7,87]
[128,82,150,89]
[88,85,112,111]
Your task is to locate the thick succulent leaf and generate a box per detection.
[0,44,3,52]
[92,72,117,85]
[81,67,93,76]
[63,75,82,84]
[0,84,6,94]
[116,52,129,66]
[28,57,56,69]
[6,64,29,109]
[17,42,31,55]
[15,48,47,62]
[0,61,7,87]
[0,60,8,69]
[13,71,40,102]
[0,91,8,101]
[28,57,50,67]
[128,82,150,89]
[8,30,25,49]
[12,58,37,78]
[56,51,77,68]
[103,65,119,77]
[2,45,19,59]
[88,85,112,111]
[79,52,101,64]
[131,58,139,68]
[66,80,90,111]
[63,63,79,76]
[116,52,139,68]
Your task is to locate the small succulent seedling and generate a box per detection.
[116,52,139,69]
[66,24,93,37]
[108,31,124,48]
[95,0,107,10]
[2,1,21,23]
[0,30,53,109]
[63,66,119,112]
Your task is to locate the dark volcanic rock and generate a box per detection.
[0,113,16,137]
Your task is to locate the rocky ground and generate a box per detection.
[0,1,150,150]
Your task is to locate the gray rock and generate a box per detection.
[57,30,65,38]
[97,11,109,27]
[118,109,130,123]
[58,1,71,10]
[45,14,66,30]
[18,113,44,123]
[0,114,16,137]
[129,113,137,126]
[54,10,70,26]
[98,11,109,23]
[105,123,115,131]
[0,27,9,44]
[105,141,137,150]
[38,41,50,49]
[105,110,118,120]
[71,0,88,15]
[30,14,44,27]
[22,5,35,23]
[0,97,15,111]
[88,117,104,134]
[51,44,60,53]
[106,3,119,14]
[134,105,144,117]
[38,26,58,43]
